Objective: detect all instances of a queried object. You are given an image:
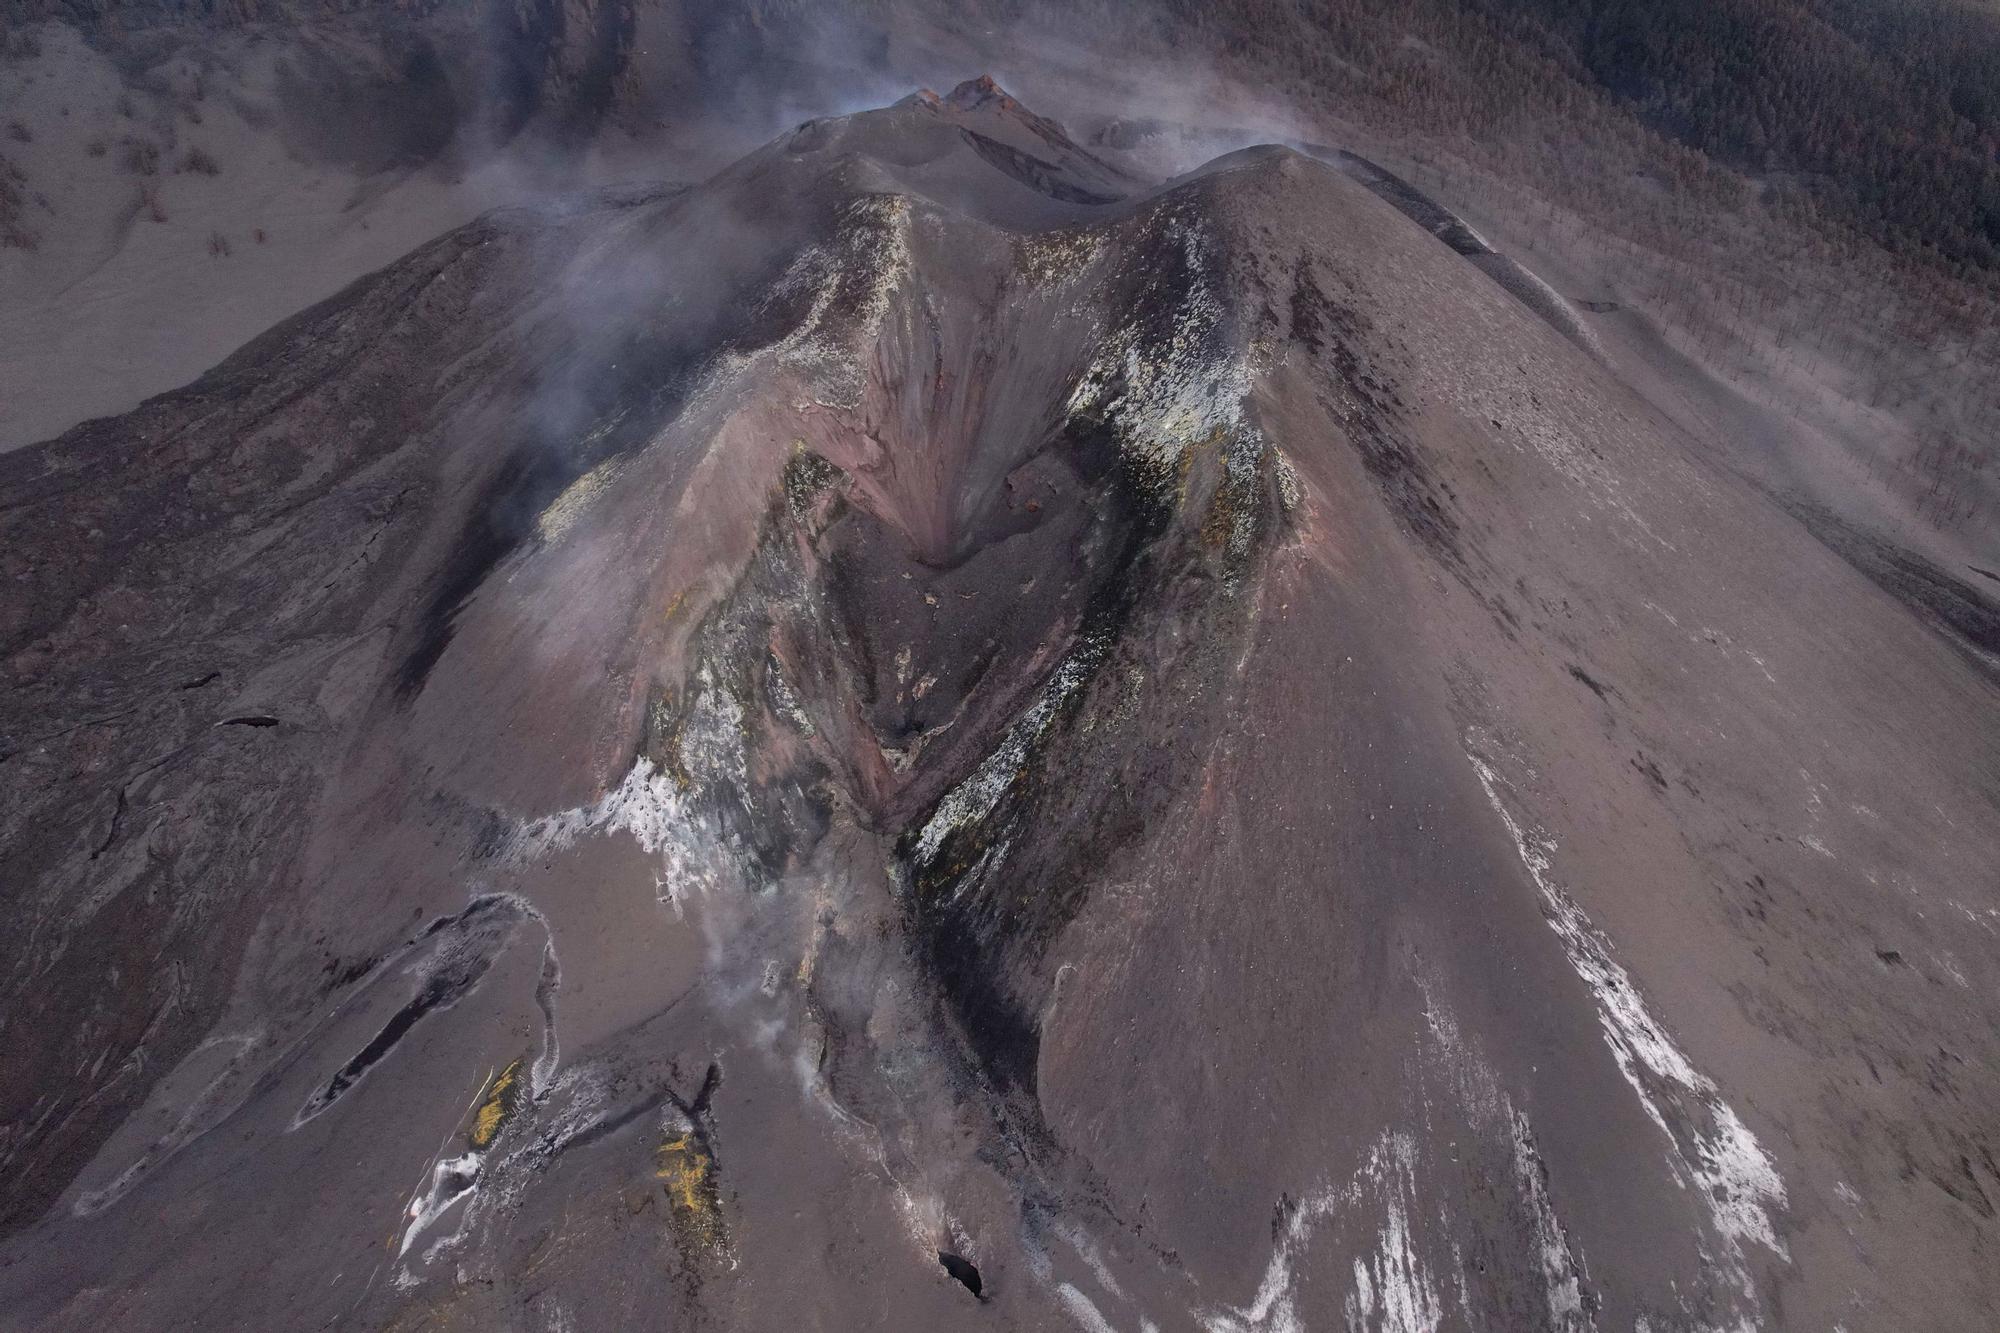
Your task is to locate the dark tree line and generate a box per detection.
[1135,0,2000,280]
[1473,0,2000,276]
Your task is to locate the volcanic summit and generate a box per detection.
[1,76,1997,1332]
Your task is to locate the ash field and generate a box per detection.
[1,52,1998,1333]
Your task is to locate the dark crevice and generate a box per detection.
[542,1084,677,1160]
[418,893,510,940]
[669,1061,723,1120]
[89,788,126,860]
[293,896,520,1125]
[295,960,493,1123]
[938,1250,985,1299]
[1568,663,1615,700]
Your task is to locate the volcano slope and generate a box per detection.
[3,80,1998,1331]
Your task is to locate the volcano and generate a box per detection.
[2,80,1997,1331]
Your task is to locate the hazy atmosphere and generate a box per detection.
[1,2,1996,1329]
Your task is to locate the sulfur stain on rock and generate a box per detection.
[655,1127,726,1256]
[468,1057,523,1150]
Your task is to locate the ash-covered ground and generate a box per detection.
[1,80,1997,1331]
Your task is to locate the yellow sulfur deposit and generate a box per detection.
[655,1130,726,1252]
[469,1058,522,1150]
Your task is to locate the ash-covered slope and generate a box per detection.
[2,80,1997,1331]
